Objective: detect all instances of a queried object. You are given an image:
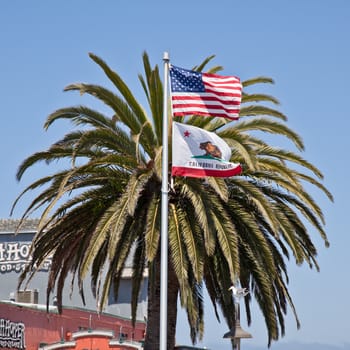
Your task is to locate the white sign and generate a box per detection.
[0,318,26,349]
[0,242,52,273]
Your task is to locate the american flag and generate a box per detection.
[169,65,242,120]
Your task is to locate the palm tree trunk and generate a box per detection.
[144,251,179,350]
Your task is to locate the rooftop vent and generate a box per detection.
[16,289,39,304]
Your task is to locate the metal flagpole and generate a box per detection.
[160,51,170,350]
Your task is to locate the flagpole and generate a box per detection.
[160,51,170,350]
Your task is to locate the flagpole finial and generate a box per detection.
[163,51,170,61]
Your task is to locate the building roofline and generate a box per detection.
[0,218,39,233]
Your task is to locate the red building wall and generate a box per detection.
[0,302,145,350]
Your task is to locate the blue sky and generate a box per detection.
[1,1,349,349]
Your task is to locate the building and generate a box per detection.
[0,219,147,350]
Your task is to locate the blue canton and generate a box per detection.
[170,66,205,92]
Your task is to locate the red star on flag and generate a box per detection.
[183,130,191,137]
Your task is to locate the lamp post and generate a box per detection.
[119,325,124,343]
[223,285,252,350]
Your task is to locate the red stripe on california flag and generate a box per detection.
[171,165,242,178]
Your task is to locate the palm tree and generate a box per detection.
[12,52,333,349]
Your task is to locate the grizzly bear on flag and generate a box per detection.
[199,141,222,159]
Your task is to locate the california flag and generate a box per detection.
[172,122,242,178]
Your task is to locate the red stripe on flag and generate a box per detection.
[172,103,240,114]
[171,96,241,104]
[172,111,239,120]
[171,165,242,178]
